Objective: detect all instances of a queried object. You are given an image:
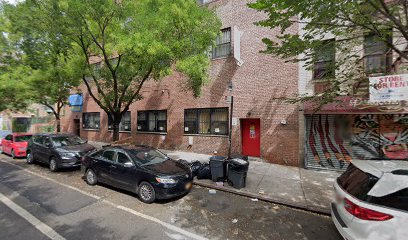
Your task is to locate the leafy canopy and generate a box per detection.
[60,0,221,140]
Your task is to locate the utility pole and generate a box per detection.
[227,81,234,159]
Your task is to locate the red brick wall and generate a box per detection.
[61,0,300,166]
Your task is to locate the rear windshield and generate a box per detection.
[337,164,379,201]
[127,149,168,166]
[15,135,32,142]
[51,136,86,147]
[338,164,408,212]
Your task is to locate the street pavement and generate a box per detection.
[0,154,342,240]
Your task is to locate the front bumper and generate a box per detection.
[153,180,193,199]
[59,156,81,168]
[13,149,27,157]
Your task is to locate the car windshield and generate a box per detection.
[15,135,32,142]
[51,136,86,147]
[128,149,168,166]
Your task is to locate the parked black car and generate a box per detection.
[26,133,95,172]
[81,145,193,203]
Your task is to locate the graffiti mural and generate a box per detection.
[305,114,408,170]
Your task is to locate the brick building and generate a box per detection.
[61,0,301,166]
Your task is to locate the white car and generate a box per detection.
[331,160,408,240]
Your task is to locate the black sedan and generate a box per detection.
[81,145,193,203]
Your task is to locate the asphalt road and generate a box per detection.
[0,154,342,240]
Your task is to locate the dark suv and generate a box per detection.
[26,133,95,172]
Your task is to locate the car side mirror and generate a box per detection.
[124,162,134,168]
[45,142,52,148]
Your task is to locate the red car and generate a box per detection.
[1,133,32,158]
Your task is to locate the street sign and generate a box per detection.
[232,118,238,126]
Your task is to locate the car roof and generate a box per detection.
[104,144,153,152]
[33,133,75,137]
[353,160,408,178]
[12,133,32,136]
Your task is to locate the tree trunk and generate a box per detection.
[111,113,122,142]
[55,115,61,133]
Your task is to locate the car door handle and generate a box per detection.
[110,165,117,168]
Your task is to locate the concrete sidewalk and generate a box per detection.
[162,150,340,215]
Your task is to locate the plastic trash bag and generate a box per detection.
[197,163,212,180]
[190,161,203,177]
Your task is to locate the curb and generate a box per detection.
[193,181,331,216]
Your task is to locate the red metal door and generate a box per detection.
[241,119,260,157]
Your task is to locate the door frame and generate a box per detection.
[73,119,81,137]
[240,118,261,157]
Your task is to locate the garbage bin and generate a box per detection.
[209,156,227,182]
[230,154,249,161]
[227,158,249,189]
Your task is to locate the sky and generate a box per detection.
[4,0,21,5]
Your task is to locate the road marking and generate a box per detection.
[0,159,208,240]
[0,192,66,240]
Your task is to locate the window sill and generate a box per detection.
[82,129,100,132]
[210,55,231,61]
[108,130,132,133]
[312,78,332,82]
[136,131,167,135]
[184,134,228,138]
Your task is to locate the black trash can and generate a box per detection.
[227,158,249,189]
[209,156,227,182]
[230,154,249,161]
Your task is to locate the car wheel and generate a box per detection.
[26,152,34,164]
[137,182,156,204]
[49,158,58,172]
[11,149,15,159]
[85,169,97,185]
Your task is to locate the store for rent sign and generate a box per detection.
[369,74,408,102]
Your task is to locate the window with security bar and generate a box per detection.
[208,28,231,59]
[184,108,228,135]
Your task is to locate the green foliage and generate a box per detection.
[0,0,82,125]
[62,0,221,140]
[0,0,221,140]
[249,0,408,105]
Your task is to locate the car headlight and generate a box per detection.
[60,152,76,158]
[155,177,177,184]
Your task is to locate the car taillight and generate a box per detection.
[344,198,393,221]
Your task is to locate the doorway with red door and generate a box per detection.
[241,119,261,157]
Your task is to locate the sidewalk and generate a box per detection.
[161,150,339,215]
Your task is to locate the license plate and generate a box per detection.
[185,182,192,190]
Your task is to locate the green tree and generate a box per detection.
[249,0,408,105]
[0,2,30,112]
[62,0,221,141]
[1,0,81,132]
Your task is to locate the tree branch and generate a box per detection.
[121,66,153,115]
